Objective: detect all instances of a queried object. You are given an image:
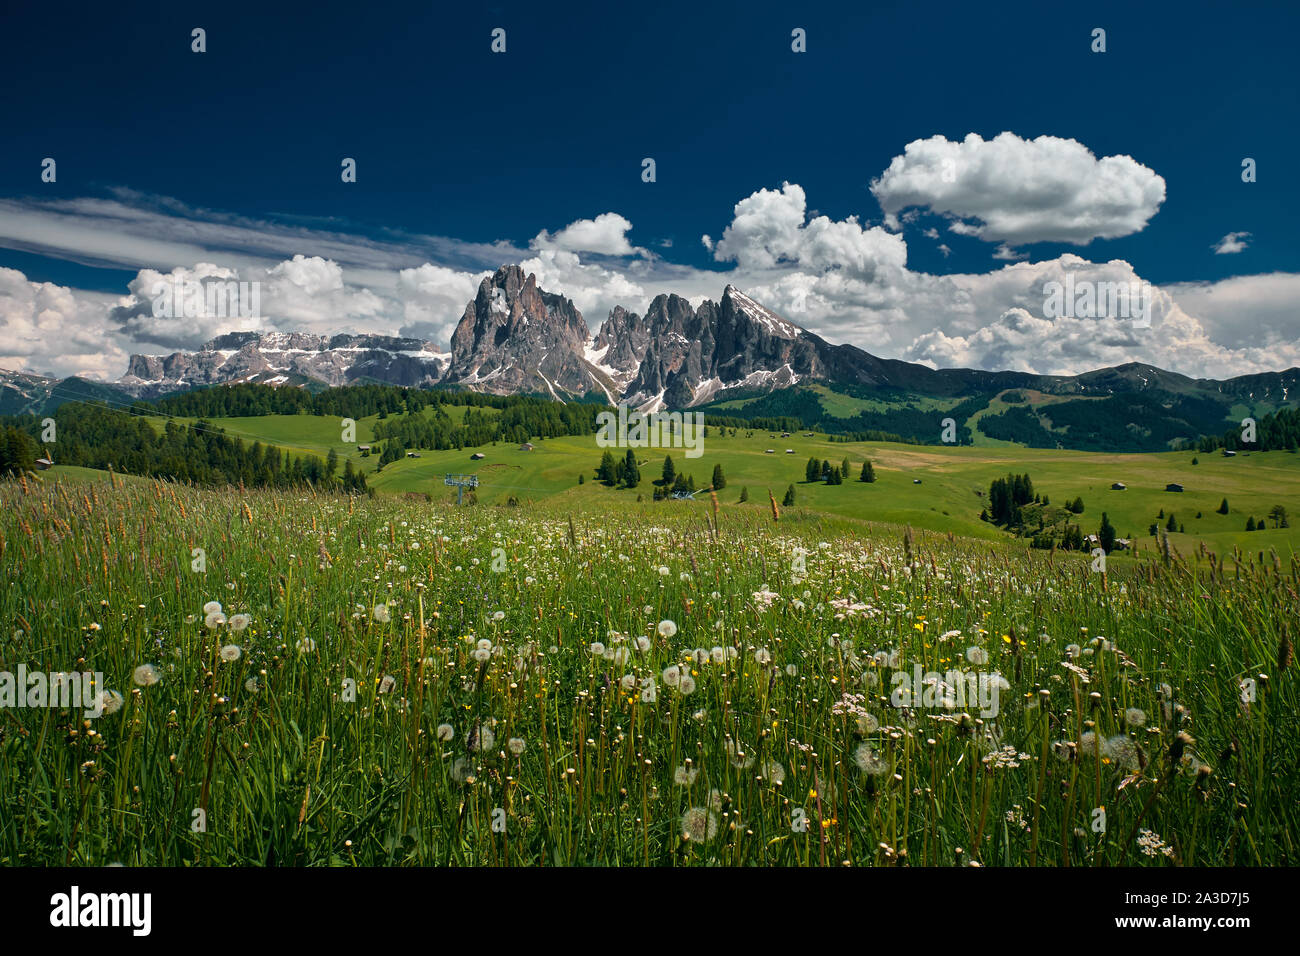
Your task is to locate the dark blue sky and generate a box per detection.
[1,0,1296,293]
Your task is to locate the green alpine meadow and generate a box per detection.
[3,0,1299,892]
[1,449,1296,866]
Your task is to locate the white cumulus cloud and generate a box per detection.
[708,182,907,279]
[0,268,127,379]
[870,132,1166,248]
[532,213,639,256]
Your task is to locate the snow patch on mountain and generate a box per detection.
[726,286,803,340]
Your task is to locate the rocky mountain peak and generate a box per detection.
[443,267,609,400]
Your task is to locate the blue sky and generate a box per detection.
[0,0,1297,380]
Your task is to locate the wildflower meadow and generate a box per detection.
[0,472,1295,866]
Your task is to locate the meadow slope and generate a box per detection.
[133,410,1300,556]
[1,474,1296,866]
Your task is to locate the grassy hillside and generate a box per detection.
[702,376,1299,452]
[2,476,1295,865]
[111,408,1300,557]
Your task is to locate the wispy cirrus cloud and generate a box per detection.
[1211,231,1251,255]
[0,188,527,286]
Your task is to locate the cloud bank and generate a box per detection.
[0,134,1293,384]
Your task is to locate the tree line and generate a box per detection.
[1,404,369,493]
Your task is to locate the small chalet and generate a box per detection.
[470,452,486,460]
[520,442,535,451]
[1165,483,1184,492]
[35,457,54,470]
[1111,482,1126,490]
[1222,449,1237,457]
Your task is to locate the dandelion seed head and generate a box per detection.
[854,743,887,775]
[681,807,718,843]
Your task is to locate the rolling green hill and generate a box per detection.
[699,374,1299,452]
[69,408,1298,558]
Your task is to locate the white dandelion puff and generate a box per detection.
[854,743,888,775]
[727,739,754,769]
[681,807,718,843]
[466,725,495,752]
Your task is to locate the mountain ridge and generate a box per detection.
[4,266,1297,448]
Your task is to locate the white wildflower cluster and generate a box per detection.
[1137,828,1174,858]
[981,746,1031,769]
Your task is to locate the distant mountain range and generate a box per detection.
[3,264,1296,451]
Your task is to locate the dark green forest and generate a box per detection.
[1,404,368,492]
